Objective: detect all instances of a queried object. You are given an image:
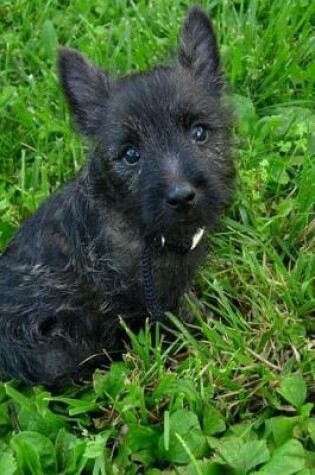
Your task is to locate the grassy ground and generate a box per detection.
[0,0,314,473]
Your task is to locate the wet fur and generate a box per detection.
[0,6,234,385]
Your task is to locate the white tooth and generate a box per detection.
[161,236,165,247]
[190,228,205,250]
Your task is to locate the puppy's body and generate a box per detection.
[0,7,234,385]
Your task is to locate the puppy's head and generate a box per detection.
[59,6,234,240]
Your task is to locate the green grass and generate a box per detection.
[0,0,314,473]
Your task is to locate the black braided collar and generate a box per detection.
[142,229,205,321]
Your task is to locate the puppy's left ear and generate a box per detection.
[58,48,110,137]
[178,6,222,92]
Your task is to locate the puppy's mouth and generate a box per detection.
[142,199,209,249]
[161,227,205,251]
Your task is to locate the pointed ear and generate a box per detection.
[58,48,109,136]
[178,6,222,91]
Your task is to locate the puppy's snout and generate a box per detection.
[165,184,196,210]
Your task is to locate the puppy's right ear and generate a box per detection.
[178,6,222,92]
[58,48,110,137]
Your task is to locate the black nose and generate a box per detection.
[166,185,196,209]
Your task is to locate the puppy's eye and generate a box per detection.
[190,125,208,144]
[122,145,140,165]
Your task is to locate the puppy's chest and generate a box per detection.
[95,221,206,316]
[113,242,205,315]
[155,246,205,302]
[111,237,203,287]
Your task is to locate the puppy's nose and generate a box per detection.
[166,185,196,209]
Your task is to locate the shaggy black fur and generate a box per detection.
[0,6,235,385]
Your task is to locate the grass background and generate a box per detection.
[0,0,314,473]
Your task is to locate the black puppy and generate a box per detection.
[0,6,234,385]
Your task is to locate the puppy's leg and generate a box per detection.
[0,261,100,385]
[0,335,87,385]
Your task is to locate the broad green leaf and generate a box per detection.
[228,422,255,440]
[0,86,16,108]
[0,444,16,475]
[17,404,65,438]
[126,425,160,451]
[168,378,200,402]
[308,419,315,446]
[304,449,315,470]
[202,405,226,436]
[10,431,57,474]
[84,432,112,459]
[265,416,300,446]
[5,386,65,437]
[158,410,207,464]
[217,437,270,473]
[277,375,307,409]
[41,20,58,60]
[207,436,221,450]
[169,410,200,434]
[256,439,305,475]
[231,94,257,123]
[55,428,87,474]
[300,403,314,418]
[275,198,295,217]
